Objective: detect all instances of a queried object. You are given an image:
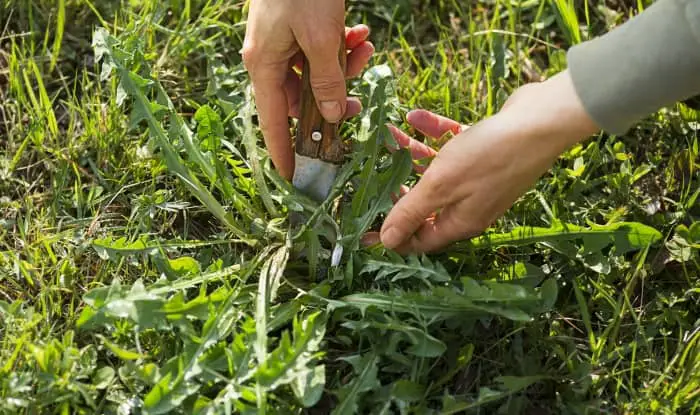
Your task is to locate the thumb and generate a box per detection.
[302,33,347,123]
[379,172,447,250]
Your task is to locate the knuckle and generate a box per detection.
[240,43,260,68]
[420,168,448,199]
[305,32,336,53]
[309,76,344,94]
[298,26,333,52]
[300,22,342,57]
[399,204,428,227]
[386,207,411,230]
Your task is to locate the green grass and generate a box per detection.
[1,0,699,414]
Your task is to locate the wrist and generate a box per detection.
[502,70,600,155]
[538,70,600,148]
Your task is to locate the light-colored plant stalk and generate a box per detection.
[242,85,278,217]
[255,244,289,414]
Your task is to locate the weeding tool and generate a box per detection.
[292,34,348,202]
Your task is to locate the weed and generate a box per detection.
[1,1,698,414]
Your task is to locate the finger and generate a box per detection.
[249,66,295,180]
[287,56,363,119]
[285,69,302,118]
[344,98,362,119]
[391,184,410,203]
[287,80,362,120]
[387,125,437,159]
[345,24,370,49]
[345,24,373,79]
[360,232,381,247]
[362,184,408,249]
[293,25,370,73]
[387,124,437,174]
[379,170,448,250]
[407,109,464,139]
[346,41,375,79]
[297,32,347,123]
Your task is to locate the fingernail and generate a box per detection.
[385,127,398,150]
[381,227,401,249]
[320,101,342,122]
[360,233,380,247]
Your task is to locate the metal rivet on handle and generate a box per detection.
[311,131,322,142]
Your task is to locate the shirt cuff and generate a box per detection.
[566,0,700,135]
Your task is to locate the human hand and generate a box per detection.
[372,70,600,254]
[242,0,375,180]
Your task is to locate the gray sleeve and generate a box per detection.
[566,0,700,135]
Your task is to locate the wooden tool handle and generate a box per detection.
[295,33,347,164]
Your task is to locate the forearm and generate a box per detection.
[567,0,700,135]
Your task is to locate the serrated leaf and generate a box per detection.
[392,380,426,402]
[143,370,201,415]
[582,251,611,274]
[689,222,700,243]
[91,28,111,63]
[361,254,451,285]
[405,331,446,358]
[333,353,380,415]
[256,312,327,390]
[348,64,400,218]
[184,294,241,381]
[98,336,145,361]
[92,366,116,390]
[342,282,539,322]
[143,290,240,413]
[194,105,224,151]
[468,221,662,254]
[344,149,413,251]
[363,64,394,84]
[163,256,201,278]
[291,363,325,407]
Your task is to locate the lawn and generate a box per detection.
[1,0,699,414]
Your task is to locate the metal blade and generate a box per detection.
[292,153,340,203]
